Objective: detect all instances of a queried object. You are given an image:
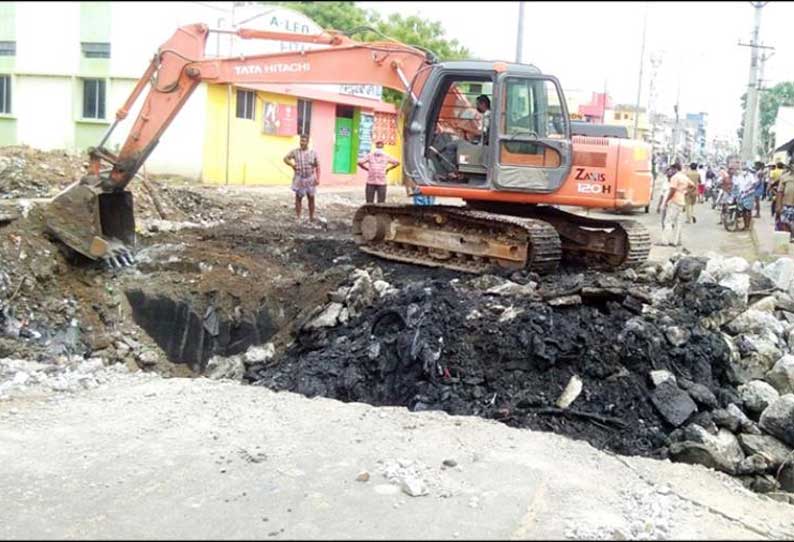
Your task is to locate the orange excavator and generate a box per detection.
[46,23,652,273]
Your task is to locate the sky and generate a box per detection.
[359,1,794,141]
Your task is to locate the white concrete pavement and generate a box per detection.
[1,376,793,540]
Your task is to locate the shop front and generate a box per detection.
[202,82,402,187]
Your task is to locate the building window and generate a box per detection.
[614,112,621,121]
[297,99,312,136]
[0,75,10,114]
[81,42,110,59]
[236,89,255,120]
[0,41,15,56]
[82,79,106,119]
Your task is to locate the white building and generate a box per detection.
[0,1,386,180]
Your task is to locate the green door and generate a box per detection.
[333,118,354,174]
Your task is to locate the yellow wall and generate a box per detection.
[384,115,403,185]
[203,84,299,185]
[202,83,404,186]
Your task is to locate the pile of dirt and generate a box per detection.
[246,257,794,497]
[0,146,87,199]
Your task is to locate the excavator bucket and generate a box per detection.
[45,176,137,267]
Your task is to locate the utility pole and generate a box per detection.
[647,52,663,161]
[754,49,774,156]
[515,1,525,64]
[739,1,769,162]
[632,3,648,140]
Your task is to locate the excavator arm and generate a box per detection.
[46,23,433,263]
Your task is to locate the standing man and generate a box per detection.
[733,161,756,231]
[685,162,700,224]
[718,162,736,224]
[284,134,320,223]
[358,140,400,204]
[661,163,695,247]
[775,160,794,240]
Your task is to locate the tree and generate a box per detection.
[738,82,794,156]
[270,2,471,103]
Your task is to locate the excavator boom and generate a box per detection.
[45,21,651,274]
[45,23,432,263]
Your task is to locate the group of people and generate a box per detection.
[283,134,425,223]
[656,156,794,247]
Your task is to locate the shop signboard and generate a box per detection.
[358,113,374,158]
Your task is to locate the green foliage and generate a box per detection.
[738,82,794,155]
[268,2,471,105]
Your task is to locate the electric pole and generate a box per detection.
[632,3,648,140]
[739,1,769,162]
[515,1,525,64]
[647,52,663,161]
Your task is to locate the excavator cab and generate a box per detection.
[402,61,573,194]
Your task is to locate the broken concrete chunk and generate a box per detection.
[761,257,794,292]
[719,273,750,305]
[649,370,676,387]
[555,375,583,409]
[732,334,783,384]
[486,280,537,297]
[765,355,794,395]
[664,326,690,347]
[328,286,350,304]
[726,309,785,337]
[759,394,794,447]
[243,343,275,365]
[736,453,771,475]
[739,380,780,417]
[305,302,344,330]
[346,273,376,317]
[400,477,428,497]
[136,350,159,366]
[737,433,793,470]
[546,295,582,307]
[668,426,745,474]
[205,355,244,381]
[650,380,698,427]
[748,296,777,313]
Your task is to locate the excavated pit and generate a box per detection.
[125,289,276,372]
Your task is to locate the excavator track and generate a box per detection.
[467,203,651,270]
[353,204,562,274]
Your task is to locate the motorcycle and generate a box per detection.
[721,189,754,232]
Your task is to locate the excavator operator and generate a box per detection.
[475,94,491,145]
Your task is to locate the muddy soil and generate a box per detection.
[0,168,454,376]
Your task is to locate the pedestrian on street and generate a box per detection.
[685,162,700,224]
[284,134,320,223]
[717,163,736,224]
[770,161,785,217]
[661,163,694,247]
[774,161,794,241]
[357,140,400,204]
[733,162,756,231]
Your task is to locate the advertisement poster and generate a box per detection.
[373,112,397,146]
[262,101,278,135]
[358,113,374,158]
[276,104,297,136]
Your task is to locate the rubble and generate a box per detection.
[759,395,794,447]
[766,355,794,395]
[738,380,780,416]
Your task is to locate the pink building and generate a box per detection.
[578,92,613,124]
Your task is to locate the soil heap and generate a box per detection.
[246,255,794,499]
